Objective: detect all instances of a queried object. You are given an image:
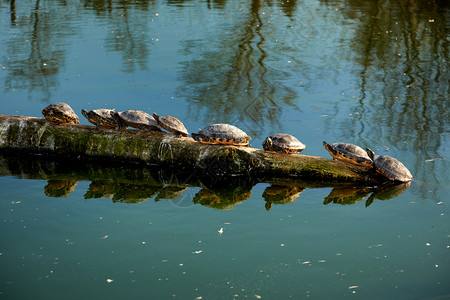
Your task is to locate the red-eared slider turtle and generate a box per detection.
[366,147,413,182]
[153,113,188,137]
[81,109,121,129]
[112,110,161,131]
[42,102,79,124]
[262,133,305,154]
[191,124,251,147]
[323,141,373,167]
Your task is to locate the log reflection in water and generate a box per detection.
[0,154,411,209]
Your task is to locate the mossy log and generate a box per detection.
[0,115,378,184]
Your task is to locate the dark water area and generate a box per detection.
[0,0,449,299]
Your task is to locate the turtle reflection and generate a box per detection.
[262,185,305,211]
[84,180,162,204]
[365,182,411,207]
[155,186,189,201]
[323,186,372,205]
[44,180,78,198]
[112,183,162,204]
[193,178,253,210]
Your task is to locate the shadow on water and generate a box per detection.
[0,154,411,209]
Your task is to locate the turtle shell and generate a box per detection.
[153,113,188,137]
[323,141,373,167]
[81,109,120,129]
[366,147,413,182]
[113,110,161,131]
[262,133,305,154]
[192,124,251,147]
[42,102,79,124]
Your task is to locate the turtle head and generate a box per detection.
[323,141,338,156]
[366,147,376,160]
[191,133,202,142]
[110,111,120,120]
[81,109,90,119]
[152,113,159,121]
[262,137,273,149]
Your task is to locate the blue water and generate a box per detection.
[0,0,449,299]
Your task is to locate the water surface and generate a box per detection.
[0,0,449,299]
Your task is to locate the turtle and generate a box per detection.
[262,133,305,154]
[42,102,79,124]
[112,110,161,131]
[366,147,413,182]
[191,124,251,147]
[153,113,189,137]
[323,141,373,167]
[81,109,121,129]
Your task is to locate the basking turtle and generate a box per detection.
[81,109,121,129]
[262,133,305,154]
[323,141,373,167]
[366,147,413,182]
[191,124,251,147]
[42,102,79,124]
[153,113,188,137]
[113,110,161,131]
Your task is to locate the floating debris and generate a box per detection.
[425,157,446,162]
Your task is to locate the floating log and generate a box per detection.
[0,115,379,184]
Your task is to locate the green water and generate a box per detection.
[0,0,449,299]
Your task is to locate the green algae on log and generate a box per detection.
[0,115,376,183]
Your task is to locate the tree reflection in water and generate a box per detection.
[177,0,301,137]
[320,0,448,196]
